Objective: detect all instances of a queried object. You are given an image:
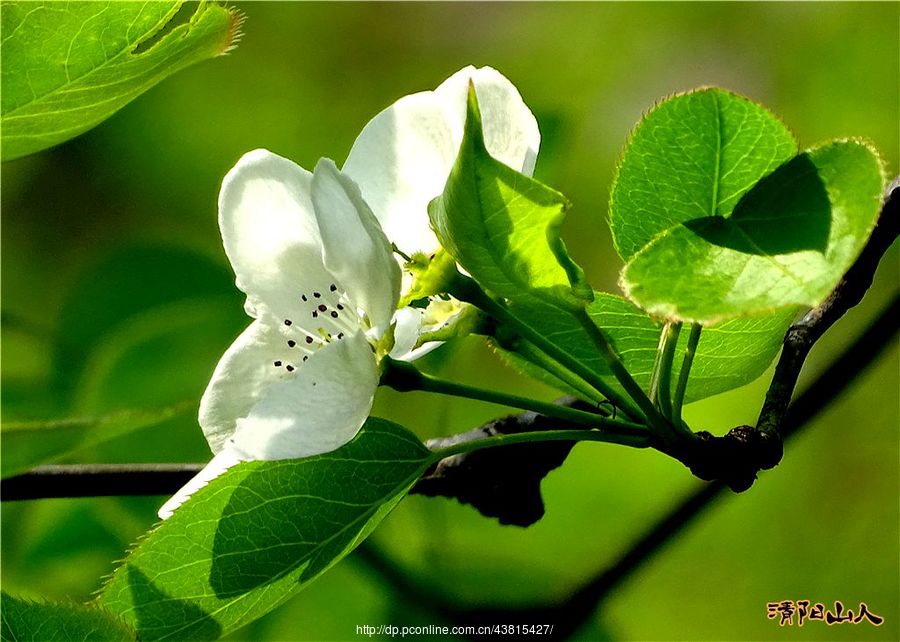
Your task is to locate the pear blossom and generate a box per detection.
[158,152,400,519]
[158,66,540,519]
[343,65,541,356]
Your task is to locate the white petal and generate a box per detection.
[218,149,335,325]
[157,449,244,520]
[230,331,378,460]
[390,306,427,360]
[311,159,401,332]
[433,66,540,177]
[199,321,292,454]
[342,91,452,258]
[343,66,540,257]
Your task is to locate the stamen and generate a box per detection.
[281,281,366,352]
[274,360,282,367]
[286,365,295,372]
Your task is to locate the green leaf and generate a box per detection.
[497,293,793,404]
[1,592,137,642]
[1,402,193,479]
[609,87,798,262]
[428,85,592,310]
[621,140,885,322]
[97,418,431,641]
[1,1,241,161]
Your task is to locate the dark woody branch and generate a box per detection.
[355,290,899,641]
[3,180,898,524]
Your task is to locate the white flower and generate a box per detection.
[158,66,539,519]
[158,152,400,519]
[343,65,541,357]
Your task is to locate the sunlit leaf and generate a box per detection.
[1,1,242,160]
[97,418,431,641]
[609,87,797,261]
[428,86,591,309]
[1,402,193,479]
[621,141,885,322]
[1,591,137,642]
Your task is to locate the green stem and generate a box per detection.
[648,338,664,406]
[430,427,651,461]
[449,276,645,423]
[572,308,670,434]
[507,339,610,410]
[655,321,682,421]
[672,323,702,426]
[381,358,648,439]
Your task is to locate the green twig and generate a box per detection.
[572,309,680,444]
[449,276,646,422]
[654,321,682,421]
[672,323,702,426]
[381,358,648,441]
[431,427,651,460]
[498,337,610,410]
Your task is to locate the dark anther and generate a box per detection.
[330,284,337,292]
[305,336,314,344]
[301,294,307,302]
[318,304,327,312]
[303,356,309,362]
[337,332,344,339]
[312,311,318,318]
[330,311,338,318]
[313,291,321,298]
[274,360,282,367]
[286,365,295,372]
[284,319,292,326]
[337,304,344,310]
[287,340,296,347]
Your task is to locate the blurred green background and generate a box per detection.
[2,2,898,640]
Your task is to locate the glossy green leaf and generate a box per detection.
[622,141,885,322]
[1,1,241,161]
[1,592,137,642]
[97,418,431,641]
[498,293,794,404]
[428,86,591,309]
[1,402,193,479]
[609,87,798,261]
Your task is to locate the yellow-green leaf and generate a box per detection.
[1,1,241,161]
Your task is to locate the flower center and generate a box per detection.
[270,281,360,374]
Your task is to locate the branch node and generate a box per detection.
[685,426,783,492]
